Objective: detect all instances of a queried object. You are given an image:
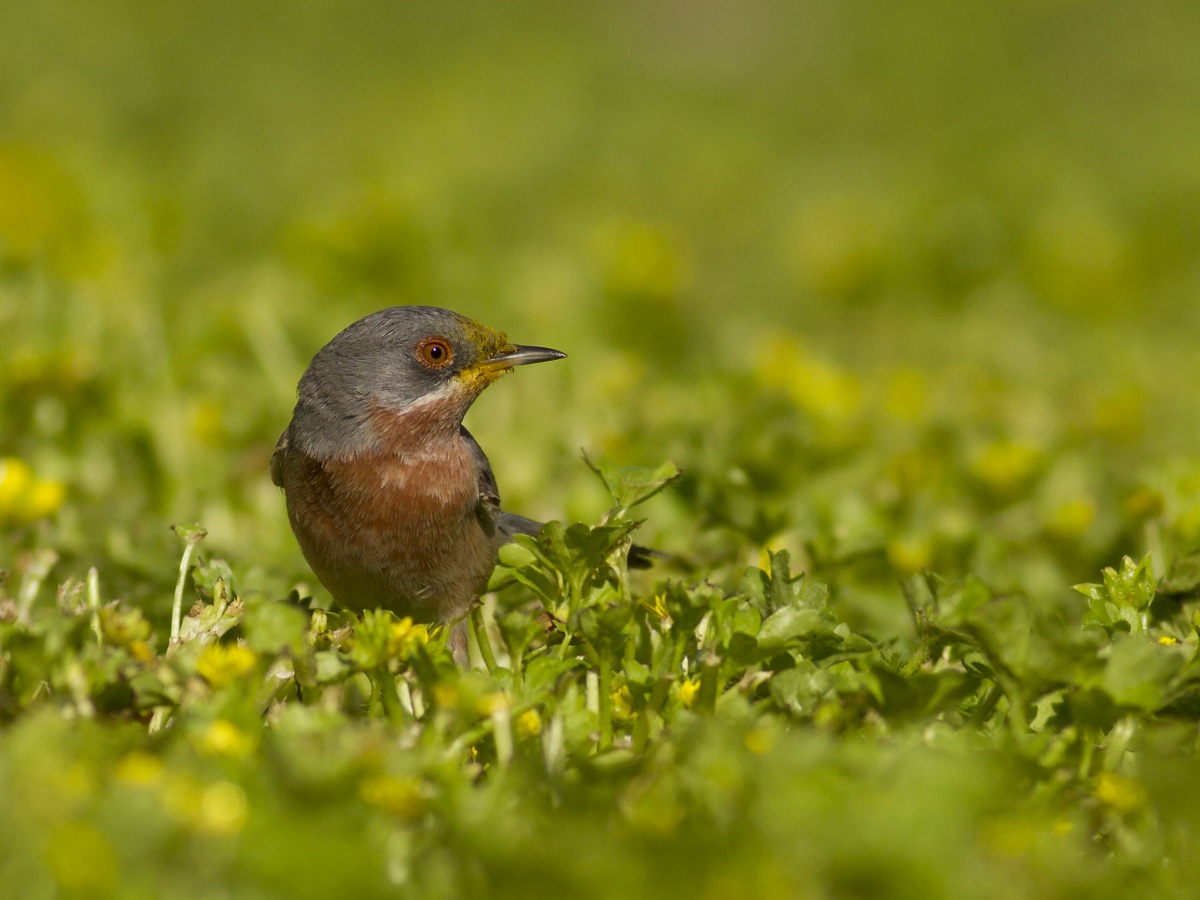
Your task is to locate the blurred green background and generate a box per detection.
[6,3,1200,898]
[2,0,1199,618]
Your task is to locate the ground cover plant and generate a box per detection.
[4,1,1200,897]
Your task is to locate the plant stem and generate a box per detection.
[86,567,103,647]
[469,606,498,672]
[597,654,613,749]
[16,548,58,624]
[169,525,207,646]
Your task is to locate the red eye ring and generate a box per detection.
[415,337,454,369]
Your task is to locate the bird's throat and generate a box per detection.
[367,386,474,457]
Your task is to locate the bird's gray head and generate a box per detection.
[287,305,565,459]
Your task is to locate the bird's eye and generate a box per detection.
[415,337,454,369]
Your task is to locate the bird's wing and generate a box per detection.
[462,427,500,506]
[462,427,505,536]
[460,427,550,542]
[269,429,289,488]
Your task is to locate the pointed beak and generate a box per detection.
[485,344,567,369]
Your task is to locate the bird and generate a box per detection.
[270,305,568,659]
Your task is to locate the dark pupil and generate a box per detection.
[428,344,443,360]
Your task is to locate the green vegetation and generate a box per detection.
[3,2,1200,897]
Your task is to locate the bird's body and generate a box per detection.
[272,423,497,623]
[271,306,564,634]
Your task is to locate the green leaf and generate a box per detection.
[963,593,1102,694]
[492,536,562,603]
[523,655,583,691]
[871,667,978,722]
[1076,554,1156,635]
[245,600,309,656]
[312,650,353,684]
[192,557,236,603]
[584,456,681,515]
[756,606,827,653]
[1158,551,1200,601]
[937,575,993,622]
[1101,635,1187,712]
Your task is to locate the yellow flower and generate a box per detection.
[611,685,634,722]
[196,643,257,688]
[197,720,254,758]
[0,457,32,509]
[1158,636,1179,646]
[360,775,428,820]
[516,709,542,738]
[195,782,249,835]
[99,607,154,661]
[1094,772,1144,814]
[1046,498,1095,540]
[432,681,458,709]
[25,478,66,518]
[477,692,508,717]
[642,593,668,620]
[388,617,429,658]
[887,535,934,576]
[0,456,65,522]
[969,440,1043,498]
[113,752,163,786]
[162,777,249,835]
[755,338,863,423]
[743,725,775,756]
[677,678,700,709]
[129,641,155,662]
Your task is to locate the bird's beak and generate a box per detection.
[483,344,567,370]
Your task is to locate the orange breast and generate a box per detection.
[280,439,497,623]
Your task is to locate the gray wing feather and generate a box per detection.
[461,427,552,543]
[462,427,508,541]
[462,427,500,508]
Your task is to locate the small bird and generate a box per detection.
[270,305,566,653]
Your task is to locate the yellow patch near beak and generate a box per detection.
[452,318,565,392]
[456,351,518,392]
[454,319,517,392]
